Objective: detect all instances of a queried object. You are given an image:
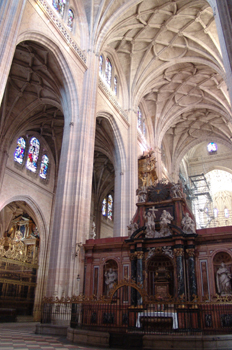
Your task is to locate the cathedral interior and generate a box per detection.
[1,0,232,345]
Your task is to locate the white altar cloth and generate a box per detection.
[136,311,178,329]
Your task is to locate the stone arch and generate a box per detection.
[0,195,48,321]
[172,135,232,181]
[16,32,80,125]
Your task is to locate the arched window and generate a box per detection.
[102,198,107,216]
[52,0,66,17]
[99,55,103,75]
[67,9,74,30]
[114,76,117,95]
[14,137,26,164]
[105,58,112,86]
[225,208,229,218]
[137,107,142,129]
[107,195,113,220]
[26,137,40,173]
[214,208,218,218]
[40,155,49,179]
[102,194,113,220]
[137,107,147,137]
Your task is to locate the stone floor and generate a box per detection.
[0,322,112,350]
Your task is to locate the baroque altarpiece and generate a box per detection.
[84,153,232,303]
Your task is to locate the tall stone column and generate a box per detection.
[0,0,27,189]
[0,0,27,104]
[186,248,197,300]
[214,0,232,105]
[46,52,99,298]
[126,109,138,227]
[174,247,185,298]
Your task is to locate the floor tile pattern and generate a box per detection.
[0,323,102,350]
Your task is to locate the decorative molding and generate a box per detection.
[35,0,86,64]
[98,78,128,122]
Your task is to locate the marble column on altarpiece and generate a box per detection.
[186,248,197,300]
[130,252,137,305]
[136,251,144,305]
[174,247,185,298]
[46,52,99,298]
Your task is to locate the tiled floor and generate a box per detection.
[0,323,107,350]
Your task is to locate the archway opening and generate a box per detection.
[0,201,40,317]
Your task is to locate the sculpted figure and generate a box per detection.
[136,186,147,203]
[171,181,183,198]
[90,221,96,239]
[127,220,138,237]
[160,210,173,236]
[216,262,232,295]
[181,213,196,234]
[105,268,117,294]
[144,207,158,238]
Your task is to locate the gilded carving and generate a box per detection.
[186,248,195,257]
[174,248,184,257]
[136,252,144,260]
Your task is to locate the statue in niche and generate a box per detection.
[144,207,158,238]
[182,213,196,234]
[105,268,117,294]
[136,186,147,203]
[90,221,96,239]
[216,262,232,295]
[160,210,173,236]
[171,181,183,198]
[127,220,138,237]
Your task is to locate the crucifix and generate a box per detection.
[148,206,158,218]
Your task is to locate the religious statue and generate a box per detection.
[105,268,117,294]
[90,221,96,239]
[14,230,23,241]
[136,186,147,203]
[216,262,232,295]
[160,210,173,236]
[171,181,183,198]
[144,207,158,238]
[127,219,138,237]
[181,213,196,234]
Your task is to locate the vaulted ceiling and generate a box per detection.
[91,0,232,172]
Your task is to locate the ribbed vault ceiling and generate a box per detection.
[93,0,232,168]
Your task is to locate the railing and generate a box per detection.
[41,298,232,335]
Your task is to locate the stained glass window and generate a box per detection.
[52,0,66,17]
[14,137,26,164]
[99,55,103,75]
[102,198,107,216]
[225,208,229,218]
[40,155,49,179]
[67,9,74,30]
[214,208,218,218]
[114,76,117,95]
[107,194,113,220]
[137,107,142,129]
[26,137,40,173]
[105,58,112,86]
[143,120,146,136]
[207,142,217,153]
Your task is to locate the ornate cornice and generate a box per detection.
[35,0,86,64]
[98,78,128,122]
